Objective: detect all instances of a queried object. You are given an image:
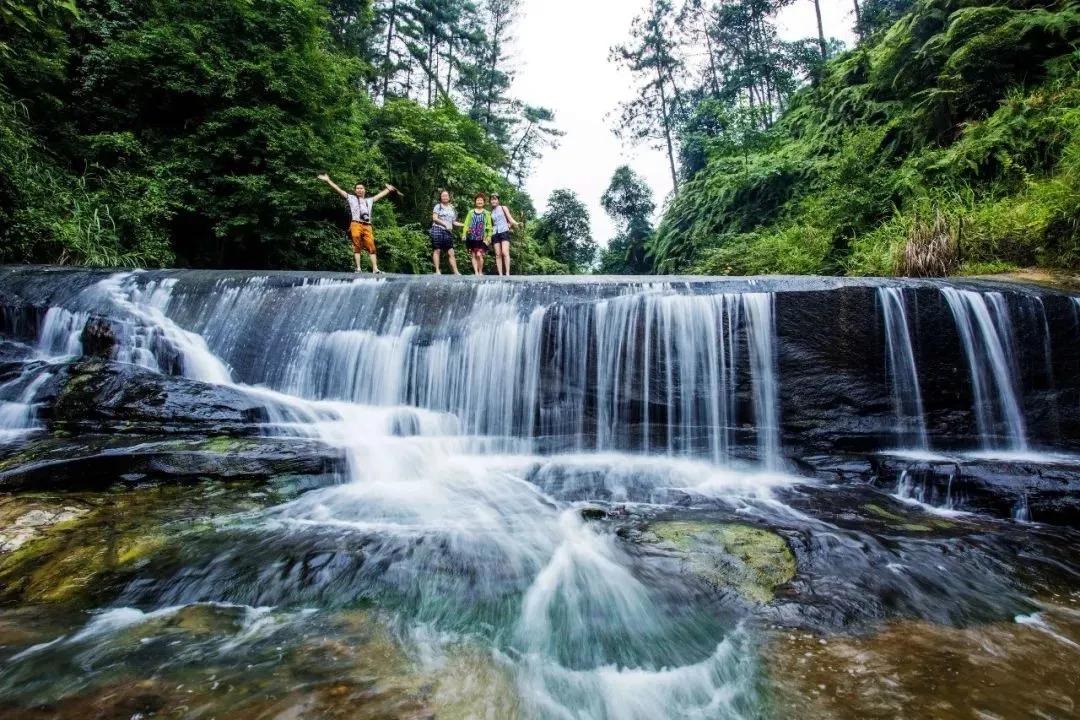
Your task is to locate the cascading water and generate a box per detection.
[142,274,784,465]
[0,271,790,718]
[0,304,91,443]
[3,268,1079,719]
[942,287,1028,451]
[878,287,929,449]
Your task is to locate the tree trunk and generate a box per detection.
[852,0,862,38]
[486,11,506,130]
[704,24,720,97]
[382,0,398,100]
[656,69,679,193]
[445,36,454,97]
[813,0,827,60]
[427,36,435,107]
[505,123,534,181]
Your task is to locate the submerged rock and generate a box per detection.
[646,520,796,603]
[0,602,517,720]
[764,600,1080,720]
[0,497,91,553]
[0,482,293,604]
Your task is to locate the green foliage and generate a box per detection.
[598,165,656,274]
[651,0,1080,276]
[0,0,564,273]
[533,189,596,273]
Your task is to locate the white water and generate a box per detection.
[4,271,1077,717]
[64,273,787,718]
[0,303,94,443]
[941,288,1028,450]
[0,371,53,444]
[891,469,969,517]
[878,287,928,449]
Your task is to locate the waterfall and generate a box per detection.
[0,371,53,443]
[743,293,781,468]
[0,304,89,443]
[942,288,1028,451]
[7,267,1080,719]
[878,287,928,449]
[145,276,784,466]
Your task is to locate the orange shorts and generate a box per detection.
[349,222,376,254]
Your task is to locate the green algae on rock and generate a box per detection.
[647,521,796,603]
[0,482,288,604]
[0,497,92,553]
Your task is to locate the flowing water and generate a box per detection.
[941,287,1029,450]
[0,270,1078,719]
[878,287,928,449]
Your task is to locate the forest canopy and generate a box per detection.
[0,0,576,273]
[611,0,1080,276]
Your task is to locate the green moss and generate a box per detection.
[864,503,907,522]
[197,436,256,454]
[649,521,796,603]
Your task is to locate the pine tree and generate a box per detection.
[612,0,685,192]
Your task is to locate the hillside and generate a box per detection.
[650,0,1080,277]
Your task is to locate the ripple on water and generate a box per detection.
[764,599,1080,720]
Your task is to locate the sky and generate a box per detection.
[511,0,859,245]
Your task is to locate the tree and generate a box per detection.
[533,189,596,272]
[811,0,827,60]
[504,104,564,185]
[598,166,655,274]
[611,0,685,192]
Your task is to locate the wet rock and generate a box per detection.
[0,497,91,553]
[579,506,607,520]
[78,318,116,359]
[0,434,345,491]
[646,520,796,603]
[41,359,278,435]
[871,454,1080,527]
[0,483,288,604]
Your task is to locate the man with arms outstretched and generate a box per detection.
[318,174,396,273]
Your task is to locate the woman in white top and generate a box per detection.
[489,193,520,276]
[430,190,462,274]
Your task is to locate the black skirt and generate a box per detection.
[430,225,455,250]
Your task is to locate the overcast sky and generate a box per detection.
[511,0,859,245]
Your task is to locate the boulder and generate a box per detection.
[0,434,345,491]
[44,359,275,435]
[645,520,796,603]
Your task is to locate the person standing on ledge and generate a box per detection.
[431,190,462,275]
[317,174,396,273]
[462,192,493,276]
[489,193,520,276]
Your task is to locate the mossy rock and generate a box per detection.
[863,503,940,532]
[196,435,261,454]
[648,521,795,603]
[0,483,272,604]
[863,503,906,522]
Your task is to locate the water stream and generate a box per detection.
[0,270,1078,719]
[878,287,928,449]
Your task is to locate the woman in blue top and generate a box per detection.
[489,193,521,276]
[430,190,462,275]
